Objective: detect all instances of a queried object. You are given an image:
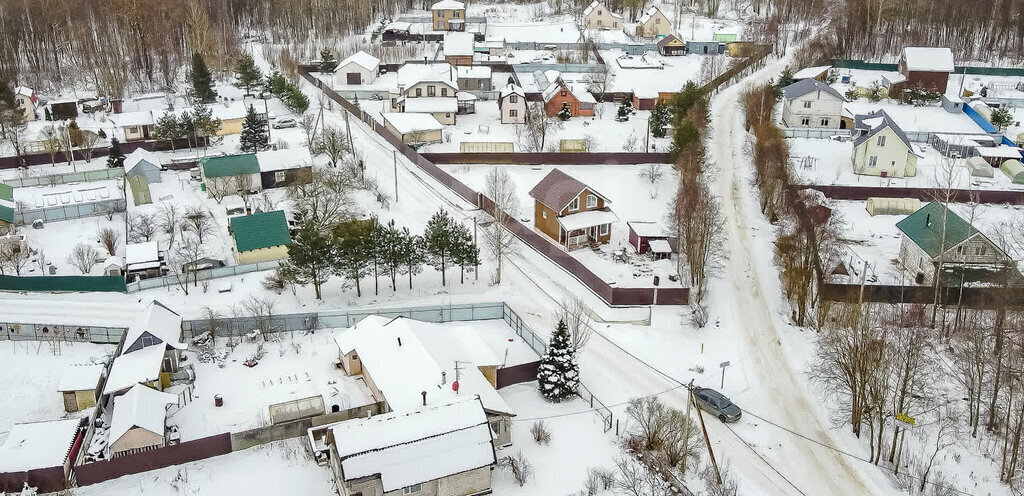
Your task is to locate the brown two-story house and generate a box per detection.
[891,46,954,97]
[529,169,616,250]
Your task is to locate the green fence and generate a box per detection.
[0,275,127,293]
[832,59,1024,77]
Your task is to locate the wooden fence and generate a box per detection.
[421,152,673,165]
[73,433,232,486]
[299,65,688,307]
[819,283,1024,308]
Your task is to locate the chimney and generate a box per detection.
[441,371,447,384]
[111,99,123,114]
[397,337,402,347]
[421,391,427,406]
[925,213,931,226]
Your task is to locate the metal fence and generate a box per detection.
[0,321,126,344]
[3,167,125,188]
[782,127,995,144]
[832,59,1024,77]
[512,62,606,73]
[504,41,657,52]
[15,198,125,224]
[125,260,282,293]
[577,381,614,432]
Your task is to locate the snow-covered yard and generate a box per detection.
[0,340,114,435]
[75,438,336,496]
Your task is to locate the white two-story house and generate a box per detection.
[781,78,847,129]
[851,110,922,178]
[389,63,459,125]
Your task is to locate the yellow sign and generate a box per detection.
[896,413,916,426]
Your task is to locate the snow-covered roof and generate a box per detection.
[456,65,492,79]
[792,65,831,80]
[414,323,513,416]
[108,383,176,449]
[584,0,622,19]
[126,241,160,267]
[648,239,672,253]
[123,300,185,353]
[257,147,313,172]
[853,110,913,151]
[124,148,161,174]
[638,6,664,24]
[339,51,381,72]
[499,84,525,99]
[882,72,907,85]
[329,398,495,492]
[558,208,619,231]
[457,92,478,101]
[385,21,412,32]
[444,32,475,57]
[902,47,954,73]
[114,110,155,128]
[211,101,258,121]
[976,145,1023,159]
[0,419,81,472]
[431,0,465,9]
[383,113,443,135]
[529,168,611,212]
[15,86,34,98]
[397,63,458,90]
[782,78,846,102]
[57,364,105,392]
[103,344,165,395]
[627,221,667,238]
[404,97,458,114]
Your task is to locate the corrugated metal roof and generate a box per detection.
[896,202,976,258]
[528,169,609,211]
[230,210,291,252]
[0,182,13,201]
[201,153,260,178]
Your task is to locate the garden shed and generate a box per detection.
[865,197,921,216]
[1001,159,1024,184]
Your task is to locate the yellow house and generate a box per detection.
[57,364,105,412]
[583,0,622,30]
[636,6,670,37]
[211,101,266,136]
[431,0,466,31]
[15,87,37,121]
[230,210,292,265]
[851,110,921,178]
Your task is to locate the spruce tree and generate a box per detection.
[280,220,336,299]
[423,210,457,286]
[106,138,125,168]
[617,96,632,119]
[537,320,580,402]
[283,85,310,114]
[776,66,794,89]
[650,102,670,138]
[450,222,478,284]
[398,227,425,289]
[319,49,338,74]
[379,220,404,291]
[190,102,221,150]
[188,52,217,103]
[239,104,269,152]
[266,71,288,96]
[234,53,263,94]
[557,102,572,121]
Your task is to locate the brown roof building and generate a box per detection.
[529,169,616,250]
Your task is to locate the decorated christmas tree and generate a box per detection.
[537,320,580,402]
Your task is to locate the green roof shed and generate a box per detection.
[230,210,291,252]
[201,154,260,178]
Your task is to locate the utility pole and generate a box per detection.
[393,150,399,202]
[855,259,869,329]
[682,379,694,473]
[344,110,354,151]
[692,388,722,484]
[473,217,478,280]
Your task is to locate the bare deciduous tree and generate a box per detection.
[482,168,519,285]
[67,243,100,274]
[558,294,593,351]
[183,205,214,244]
[0,238,30,275]
[129,212,159,242]
[287,168,359,230]
[96,227,121,256]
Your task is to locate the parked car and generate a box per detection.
[692,387,742,422]
[272,118,297,129]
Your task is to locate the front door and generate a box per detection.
[587,226,596,240]
[346,73,360,85]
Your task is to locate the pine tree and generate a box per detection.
[557,102,572,121]
[537,320,580,402]
[266,71,288,96]
[188,52,217,103]
[68,118,84,146]
[283,85,310,114]
[280,220,336,299]
[650,102,670,138]
[334,218,375,297]
[617,96,633,119]
[423,210,457,286]
[450,222,478,284]
[239,104,269,152]
[234,53,264,94]
[379,220,404,291]
[776,66,794,89]
[398,227,425,289]
[106,138,125,168]
[319,49,338,74]
[153,114,183,151]
[189,102,221,150]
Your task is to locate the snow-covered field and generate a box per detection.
[75,438,336,496]
[0,340,114,435]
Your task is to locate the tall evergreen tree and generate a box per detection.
[776,67,795,89]
[239,104,269,152]
[153,114,183,151]
[188,52,217,103]
[423,210,458,286]
[650,102,670,138]
[537,320,580,402]
[398,227,425,290]
[190,102,221,150]
[280,220,336,299]
[234,53,264,94]
[283,85,310,114]
[617,95,633,119]
[450,222,478,284]
[319,49,338,74]
[106,138,125,168]
[266,71,288,96]
[334,218,375,297]
[379,220,405,291]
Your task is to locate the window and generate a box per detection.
[800,118,810,126]
[427,85,436,96]
[275,171,286,183]
[655,18,660,24]
[877,135,886,146]
[441,87,448,96]
[141,335,157,347]
[490,421,500,434]
[391,98,397,107]
[957,246,965,256]
[510,95,518,103]
[455,10,461,17]
[445,113,451,118]
[128,126,140,134]
[402,485,422,494]
[509,109,518,117]
[561,90,567,97]
[868,156,878,167]
[821,118,829,126]
[439,10,445,17]
[598,9,603,14]
[541,210,546,218]
[613,22,618,28]
[979,246,988,256]
[437,21,444,29]
[568,197,580,211]
[802,101,812,109]
[600,223,609,235]
[586,194,597,208]
[415,88,422,97]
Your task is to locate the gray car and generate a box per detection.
[693,387,742,423]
